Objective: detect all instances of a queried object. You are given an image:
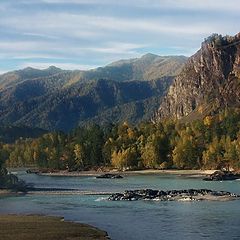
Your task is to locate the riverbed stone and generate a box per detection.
[108,189,240,202]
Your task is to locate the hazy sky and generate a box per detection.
[0,0,239,73]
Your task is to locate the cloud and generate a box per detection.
[19,62,98,70]
[10,54,68,60]
[157,0,240,12]
[0,0,239,73]
[0,12,220,40]
[86,16,214,35]
[40,0,109,4]
[23,32,59,40]
[1,5,237,43]
[0,41,43,52]
[0,39,144,57]
[78,42,146,54]
[0,70,8,75]
[32,0,239,11]
[35,0,240,13]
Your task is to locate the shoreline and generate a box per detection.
[0,215,110,240]
[0,190,24,197]
[38,169,216,177]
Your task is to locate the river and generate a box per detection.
[0,170,240,240]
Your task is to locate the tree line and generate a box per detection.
[1,109,240,171]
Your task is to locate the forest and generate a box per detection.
[0,108,240,172]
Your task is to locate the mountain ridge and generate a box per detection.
[0,54,187,89]
[0,53,186,131]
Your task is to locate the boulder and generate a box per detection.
[203,171,240,181]
[96,173,123,179]
[26,169,40,174]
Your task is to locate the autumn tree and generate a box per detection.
[141,134,170,169]
[172,133,199,169]
[74,144,85,170]
[111,147,138,170]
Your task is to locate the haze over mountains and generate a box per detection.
[0,54,187,131]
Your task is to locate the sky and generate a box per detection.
[0,0,239,73]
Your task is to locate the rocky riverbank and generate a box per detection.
[108,189,240,202]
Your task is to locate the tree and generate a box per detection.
[74,144,85,170]
[141,134,170,169]
[172,134,199,169]
[202,137,224,169]
[0,144,8,164]
[111,147,138,170]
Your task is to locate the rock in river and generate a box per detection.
[203,171,240,181]
[96,173,123,179]
[108,189,240,202]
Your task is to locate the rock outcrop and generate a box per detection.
[203,171,240,181]
[108,189,240,201]
[96,173,123,179]
[154,33,240,122]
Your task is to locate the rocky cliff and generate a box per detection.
[154,33,240,122]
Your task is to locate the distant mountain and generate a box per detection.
[0,54,186,131]
[0,54,187,90]
[88,54,187,82]
[154,33,240,122]
[0,66,63,90]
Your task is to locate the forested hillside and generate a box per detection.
[0,126,47,143]
[0,78,172,131]
[2,109,240,171]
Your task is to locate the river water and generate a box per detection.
[0,171,240,240]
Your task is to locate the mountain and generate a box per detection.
[0,78,171,131]
[0,54,186,131]
[154,33,240,122]
[80,95,163,126]
[92,54,187,82]
[0,54,187,90]
[0,66,63,90]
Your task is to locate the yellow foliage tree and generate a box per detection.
[203,116,214,126]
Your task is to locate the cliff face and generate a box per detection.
[155,33,240,122]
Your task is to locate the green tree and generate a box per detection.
[173,134,199,169]
[141,134,170,169]
[202,137,224,169]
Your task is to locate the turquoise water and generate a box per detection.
[0,171,240,240]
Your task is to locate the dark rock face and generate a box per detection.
[203,171,240,181]
[108,189,240,201]
[26,169,40,174]
[96,173,123,179]
[154,33,240,122]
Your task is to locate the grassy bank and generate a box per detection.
[0,215,109,240]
